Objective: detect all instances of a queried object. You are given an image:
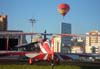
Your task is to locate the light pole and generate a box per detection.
[29,18,36,42]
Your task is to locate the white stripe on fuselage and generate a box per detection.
[25,53,40,58]
[43,40,51,49]
[43,54,48,60]
[39,43,47,53]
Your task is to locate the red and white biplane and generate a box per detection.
[0,32,99,65]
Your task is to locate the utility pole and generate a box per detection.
[29,18,36,42]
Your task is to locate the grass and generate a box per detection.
[0,65,79,69]
[0,64,100,69]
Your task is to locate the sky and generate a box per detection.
[0,0,100,34]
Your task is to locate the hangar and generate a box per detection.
[0,31,27,50]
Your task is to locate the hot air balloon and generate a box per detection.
[58,3,70,17]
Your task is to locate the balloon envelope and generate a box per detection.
[58,3,70,16]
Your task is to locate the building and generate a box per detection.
[52,23,72,53]
[71,46,84,53]
[85,30,100,53]
[61,22,72,53]
[0,31,27,50]
[61,23,71,53]
[71,37,85,53]
[53,35,61,53]
[0,15,27,50]
[0,15,7,31]
[61,22,71,46]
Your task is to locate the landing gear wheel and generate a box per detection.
[29,58,33,65]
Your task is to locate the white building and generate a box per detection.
[71,37,85,53]
[53,35,61,53]
[85,30,100,53]
[71,46,84,53]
